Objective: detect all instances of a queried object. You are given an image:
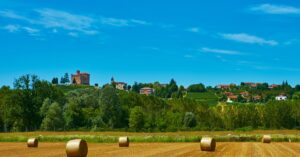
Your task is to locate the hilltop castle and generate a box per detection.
[71,70,90,85]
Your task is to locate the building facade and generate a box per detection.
[71,70,90,85]
[115,82,127,90]
[275,95,287,101]
[140,87,155,95]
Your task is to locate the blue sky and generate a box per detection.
[1,0,300,87]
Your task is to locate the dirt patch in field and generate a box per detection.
[0,142,299,157]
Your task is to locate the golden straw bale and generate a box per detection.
[262,135,271,143]
[119,136,129,147]
[66,139,88,157]
[200,137,216,151]
[27,138,38,148]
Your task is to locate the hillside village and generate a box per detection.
[1,71,300,133]
[53,70,299,104]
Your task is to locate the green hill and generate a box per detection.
[55,84,95,94]
[186,92,218,105]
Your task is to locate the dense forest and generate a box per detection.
[0,74,300,132]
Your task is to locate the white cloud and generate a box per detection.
[250,4,300,14]
[35,8,97,35]
[100,17,129,27]
[100,17,150,27]
[186,27,200,33]
[221,33,278,46]
[0,9,150,36]
[23,27,39,35]
[130,19,151,25]
[200,47,242,55]
[3,24,20,32]
[0,10,34,23]
[3,24,39,36]
[68,32,78,37]
[0,9,97,35]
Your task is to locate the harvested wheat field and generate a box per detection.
[0,142,299,157]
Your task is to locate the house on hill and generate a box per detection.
[253,95,262,101]
[224,92,234,96]
[111,77,127,90]
[276,95,287,101]
[115,82,127,90]
[243,82,258,88]
[240,91,249,97]
[217,84,230,89]
[140,87,155,95]
[227,95,238,103]
[71,70,90,85]
[217,84,236,90]
[269,84,279,89]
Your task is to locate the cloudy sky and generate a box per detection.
[0,0,300,87]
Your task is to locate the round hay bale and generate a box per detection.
[200,137,216,151]
[119,136,129,147]
[66,139,88,157]
[262,135,271,143]
[27,138,38,148]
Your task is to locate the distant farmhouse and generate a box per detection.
[276,95,287,101]
[140,87,155,95]
[115,82,127,90]
[111,77,127,90]
[243,82,259,88]
[269,84,279,89]
[71,70,90,85]
[226,95,238,103]
[217,84,236,90]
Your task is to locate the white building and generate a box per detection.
[275,95,287,101]
[226,98,234,103]
[115,82,127,90]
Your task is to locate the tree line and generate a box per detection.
[0,74,299,132]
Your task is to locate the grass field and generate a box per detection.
[0,130,299,143]
[1,142,299,157]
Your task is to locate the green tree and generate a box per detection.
[129,106,144,131]
[12,74,40,131]
[183,112,196,128]
[295,85,300,91]
[99,86,122,128]
[187,83,206,92]
[168,79,178,92]
[60,77,65,84]
[64,73,70,84]
[41,102,63,131]
[40,98,52,117]
[0,86,12,132]
[64,99,83,129]
[292,92,300,100]
[51,77,59,84]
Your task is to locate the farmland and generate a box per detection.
[0,142,299,157]
[0,131,299,156]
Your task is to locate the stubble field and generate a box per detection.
[0,142,299,157]
[0,130,299,157]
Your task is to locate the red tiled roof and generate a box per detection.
[228,95,238,99]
